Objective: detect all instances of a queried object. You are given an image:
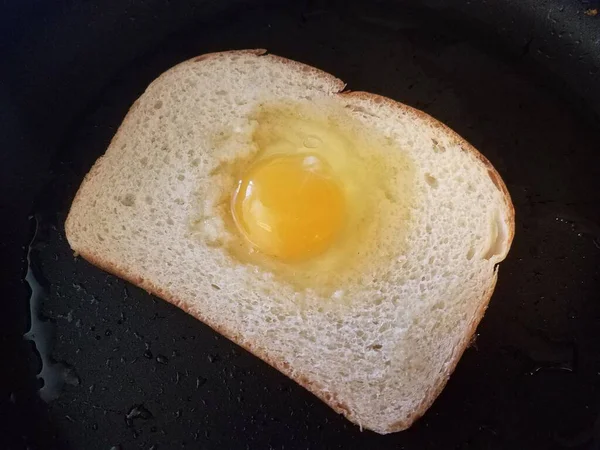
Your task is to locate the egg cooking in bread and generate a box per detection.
[65,50,514,434]
[193,100,416,295]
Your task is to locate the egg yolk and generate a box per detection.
[232,154,346,261]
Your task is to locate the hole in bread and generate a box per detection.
[154,100,163,110]
[120,194,135,207]
[216,90,227,96]
[424,173,438,188]
[431,301,444,310]
[368,344,382,351]
[344,104,380,118]
[177,174,185,181]
[166,218,174,225]
[211,284,221,290]
[466,247,475,260]
[379,323,391,333]
[483,212,508,260]
[431,138,445,152]
[144,196,153,205]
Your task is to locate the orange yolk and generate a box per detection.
[232,154,346,261]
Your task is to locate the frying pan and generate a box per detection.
[2,0,600,448]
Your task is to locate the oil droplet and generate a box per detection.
[24,215,75,402]
[196,376,207,389]
[125,404,153,426]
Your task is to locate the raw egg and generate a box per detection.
[231,154,346,261]
[195,99,416,294]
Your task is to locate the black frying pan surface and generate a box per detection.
[3,1,600,449]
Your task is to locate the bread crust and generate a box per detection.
[386,273,498,432]
[65,49,515,434]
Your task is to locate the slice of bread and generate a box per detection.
[65,49,514,434]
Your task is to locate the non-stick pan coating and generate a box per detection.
[3,1,600,449]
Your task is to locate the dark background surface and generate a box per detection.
[2,0,600,449]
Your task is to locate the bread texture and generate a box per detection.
[65,49,514,434]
